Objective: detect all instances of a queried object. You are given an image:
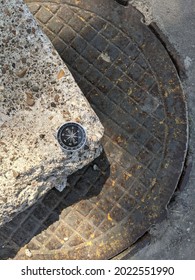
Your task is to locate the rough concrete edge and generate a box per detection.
[129,1,186,80]
[148,23,187,80]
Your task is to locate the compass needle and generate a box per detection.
[57,122,86,151]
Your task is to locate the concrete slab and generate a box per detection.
[0,0,104,226]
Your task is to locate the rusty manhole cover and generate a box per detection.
[0,0,188,259]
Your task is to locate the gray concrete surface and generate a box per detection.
[127,0,195,260]
[0,0,104,226]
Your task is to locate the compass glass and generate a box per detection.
[57,122,86,151]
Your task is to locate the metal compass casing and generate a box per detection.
[57,122,87,151]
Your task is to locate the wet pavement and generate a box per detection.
[0,0,188,259]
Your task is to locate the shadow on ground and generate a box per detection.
[0,150,110,259]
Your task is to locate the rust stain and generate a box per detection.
[175,117,185,125]
[116,136,123,144]
[77,15,86,22]
[151,178,157,187]
[127,88,133,95]
[111,180,116,187]
[86,241,93,246]
[107,213,113,221]
[90,233,95,239]
[124,173,132,180]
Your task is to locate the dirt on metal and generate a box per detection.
[0,0,188,260]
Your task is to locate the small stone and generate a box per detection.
[91,135,97,141]
[55,178,67,192]
[39,134,45,139]
[15,68,28,78]
[57,69,65,80]
[12,170,20,179]
[0,196,7,203]
[54,94,60,103]
[75,117,81,123]
[55,184,66,192]
[64,237,69,241]
[100,52,111,63]
[26,92,35,106]
[63,111,71,120]
[4,8,11,16]
[25,249,32,258]
[26,99,35,106]
[32,85,39,92]
[93,164,100,171]
[2,67,7,74]
[51,102,56,108]
[11,29,16,36]
[0,85,4,92]
[21,57,27,64]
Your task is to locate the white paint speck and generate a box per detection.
[184,56,193,69]
[100,52,111,63]
[93,164,100,171]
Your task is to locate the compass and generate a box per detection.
[57,122,86,151]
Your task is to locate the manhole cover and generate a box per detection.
[0,0,188,260]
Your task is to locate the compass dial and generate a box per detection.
[57,122,86,151]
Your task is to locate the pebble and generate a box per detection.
[57,69,65,80]
[25,249,32,258]
[15,68,28,78]
[26,92,35,106]
[12,170,20,179]
[32,85,39,92]
[54,94,60,103]
[93,164,100,171]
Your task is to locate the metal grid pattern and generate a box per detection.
[0,0,188,259]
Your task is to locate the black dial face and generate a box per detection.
[57,122,86,151]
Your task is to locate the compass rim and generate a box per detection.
[57,122,87,152]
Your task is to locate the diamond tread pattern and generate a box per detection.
[0,0,188,260]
